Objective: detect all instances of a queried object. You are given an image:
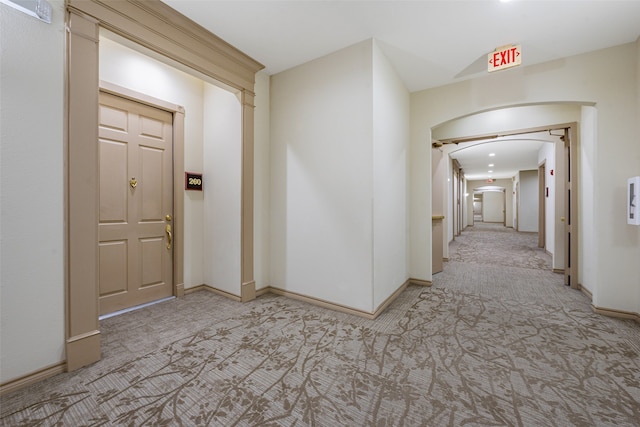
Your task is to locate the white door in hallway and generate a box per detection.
[98,92,174,315]
[483,191,504,223]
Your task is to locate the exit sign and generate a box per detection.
[488,44,521,72]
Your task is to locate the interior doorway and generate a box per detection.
[65,1,262,371]
[473,193,483,222]
[98,91,175,316]
[430,116,578,289]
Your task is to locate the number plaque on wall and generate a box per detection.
[185,172,203,191]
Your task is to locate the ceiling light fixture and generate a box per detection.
[489,164,494,167]
[489,153,496,157]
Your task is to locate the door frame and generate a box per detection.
[538,161,546,249]
[432,121,579,281]
[98,82,185,311]
[564,126,579,289]
[66,0,263,372]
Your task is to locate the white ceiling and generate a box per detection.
[162,0,640,92]
[448,132,560,180]
[160,0,639,180]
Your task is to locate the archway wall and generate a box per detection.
[411,41,640,315]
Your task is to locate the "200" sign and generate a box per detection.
[185,172,203,191]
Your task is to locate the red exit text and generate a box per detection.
[488,45,521,72]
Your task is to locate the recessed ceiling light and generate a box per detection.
[489,153,496,157]
[488,170,493,173]
[489,164,494,167]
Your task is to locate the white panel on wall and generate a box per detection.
[579,106,597,293]
[254,71,271,290]
[372,41,410,308]
[203,83,242,295]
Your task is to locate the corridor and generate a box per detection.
[433,222,569,304]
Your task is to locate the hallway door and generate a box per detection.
[98,91,174,315]
[483,191,504,223]
[539,162,546,248]
[563,128,578,288]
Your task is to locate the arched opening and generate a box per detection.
[429,103,586,293]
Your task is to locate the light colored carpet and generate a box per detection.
[1,225,639,426]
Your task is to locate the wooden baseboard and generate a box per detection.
[409,278,432,287]
[185,284,241,302]
[372,280,410,318]
[175,282,185,297]
[66,330,101,372]
[255,277,428,320]
[255,287,270,297]
[0,362,66,396]
[173,278,432,319]
[241,280,256,302]
[552,268,564,274]
[267,286,379,319]
[591,305,640,322]
[578,284,593,299]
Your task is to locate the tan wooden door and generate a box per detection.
[98,92,173,315]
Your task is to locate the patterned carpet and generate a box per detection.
[1,224,639,426]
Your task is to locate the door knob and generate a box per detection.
[166,214,172,221]
[129,177,137,188]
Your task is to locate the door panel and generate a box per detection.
[99,241,128,296]
[99,140,128,222]
[140,146,164,220]
[140,237,164,286]
[98,91,173,315]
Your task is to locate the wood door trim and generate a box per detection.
[565,126,579,289]
[538,161,546,249]
[67,0,264,91]
[66,1,259,372]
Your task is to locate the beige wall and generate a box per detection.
[0,0,66,384]
[270,39,410,313]
[270,40,375,312]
